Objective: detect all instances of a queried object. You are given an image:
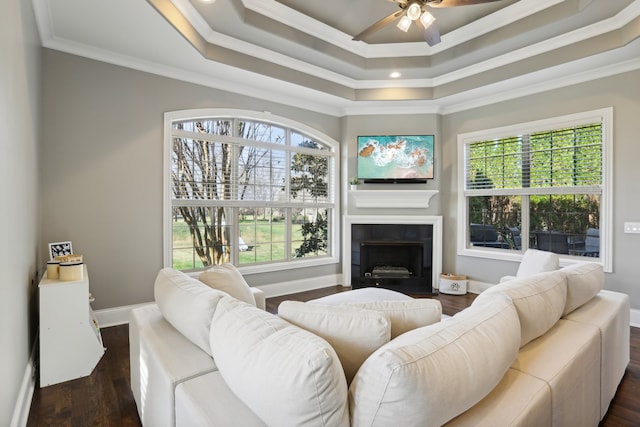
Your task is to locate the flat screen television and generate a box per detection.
[357,135,434,183]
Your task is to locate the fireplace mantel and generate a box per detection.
[349,190,438,209]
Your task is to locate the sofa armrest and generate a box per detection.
[251,287,266,310]
[130,304,217,427]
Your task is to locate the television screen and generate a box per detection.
[357,135,434,182]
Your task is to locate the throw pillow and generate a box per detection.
[210,297,350,427]
[278,301,391,384]
[516,249,559,277]
[154,268,226,356]
[345,299,442,338]
[198,263,256,306]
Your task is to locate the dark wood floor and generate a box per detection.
[27,286,639,426]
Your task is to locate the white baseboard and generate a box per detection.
[11,339,37,427]
[631,308,640,328]
[94,302,156,328]
[467,280,492,294]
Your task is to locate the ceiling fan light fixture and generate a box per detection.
[397,15,412,32]
[406,3,422,21]
[420,11,436,29]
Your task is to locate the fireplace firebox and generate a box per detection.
[351,223,434,295]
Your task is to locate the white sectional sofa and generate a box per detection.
[129,261,629,427]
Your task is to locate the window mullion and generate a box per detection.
[522,134,530,189]
[285,207,292,261]
[521,196,530,251]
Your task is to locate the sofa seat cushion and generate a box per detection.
[129,304,217,427]
[154,268,226,356]
[560,261,604,315]
[210,296,350,427]
[444,368,551,427]
[349,293,520,427]
[563,290,630,418]
[278,301,391,384]
[175,371,266,427]
[475,270,567,347]
[511,319,601,427]
[198,263,257,306]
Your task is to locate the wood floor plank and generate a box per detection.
[27,324,142,427]
[26,287,639,426]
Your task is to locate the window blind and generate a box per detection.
[465,123,603,194]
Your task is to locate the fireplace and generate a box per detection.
[343,216,443,295]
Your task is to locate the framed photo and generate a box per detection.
[48,241,73,260]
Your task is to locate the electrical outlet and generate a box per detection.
[623,222,640,234]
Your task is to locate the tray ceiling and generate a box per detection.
[33,0,640,115]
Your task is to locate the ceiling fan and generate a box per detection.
[353,0,504,46]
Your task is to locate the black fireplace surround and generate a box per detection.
[350,223,434,295]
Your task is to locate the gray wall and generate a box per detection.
[1,0,41,424]
[41,50,640,315]
[40,50,342,309]
[442,69,640,306]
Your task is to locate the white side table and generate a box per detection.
[39,265,105,387]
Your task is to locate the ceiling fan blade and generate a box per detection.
[353,10,405,41]
[428,0,504,8]
[417,20,441,46]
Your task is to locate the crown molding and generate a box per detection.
[37,28,640,118]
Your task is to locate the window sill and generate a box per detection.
[237,256,339,276]
[458,247,607,271]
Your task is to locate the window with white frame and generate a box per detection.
[457,108,612,271]
[164,109,339,273]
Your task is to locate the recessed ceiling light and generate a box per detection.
[200,0,217,3]
[389,72,402,78]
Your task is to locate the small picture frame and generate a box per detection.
[48,241,73,260]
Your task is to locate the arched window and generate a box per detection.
[164,109,339,273]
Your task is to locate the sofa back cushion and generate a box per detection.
[349,293,520,427]
[278,301,391,385]
[154,268,226,356]
[475,270,567,347]
[561,262,604,316]
[345,299,442,338]
[210,297,349,427]
[198,263,256,306]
